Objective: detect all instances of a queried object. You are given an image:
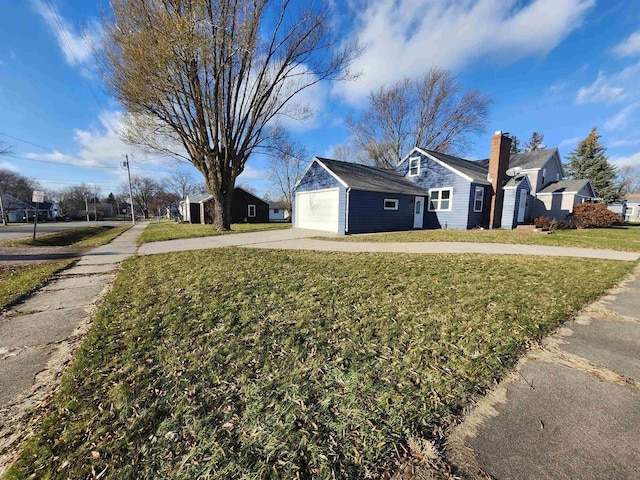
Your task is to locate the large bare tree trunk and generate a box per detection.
[210,185,235,230]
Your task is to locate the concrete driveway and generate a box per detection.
[137,228,640,261]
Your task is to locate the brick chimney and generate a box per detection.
[488,131,512,229]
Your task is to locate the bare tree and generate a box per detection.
[121,176,161,219]
[618,165,640,194]
[0,141,12,224]
[524,132,546,152]
[100,0,358,230]
[509,134,522,155]
[268,133,308,211]
[162,169,200,201]
[346,67,492,168]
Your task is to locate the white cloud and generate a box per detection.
[611,152,640,168]
[25,111,176,174]
[0,161,19,172]
[559,136,582,148]
[575,72,626,104]
[617,60,640,81]
[613,30,640,57]
[610,138,640,148]
[30,0,101,68]
[604,102,640,131]
[238,165,268,181]
[335,0,595,104]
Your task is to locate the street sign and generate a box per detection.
[32,190,45,203]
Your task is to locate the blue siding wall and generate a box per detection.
[501,189,517,230]
[467,183,491,229]
[347,191,417,234]
[295,161,342,193]
[396,151,472,229]
[501,181,530,229]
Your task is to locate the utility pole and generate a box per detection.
[122,154,135,225]
[0,183,7,225]
[84,193,89,222]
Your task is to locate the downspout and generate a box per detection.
[345,188,351,234]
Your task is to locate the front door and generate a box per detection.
[517,190,527,223]
[413,196,424,229]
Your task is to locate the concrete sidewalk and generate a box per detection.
[138,228,640,262]
[447,264,640,479]
[0,222,146,474]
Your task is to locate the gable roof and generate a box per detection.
[508,149,558,170]
[315,157,427,195]
[185,194,210,203]
[504,174,531,189]
[269,201,288,210]
[475,148,558,172]
[423,150,491,184]
[537,179,594,195]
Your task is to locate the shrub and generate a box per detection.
[568,203,622,229]
[534,216,551,229]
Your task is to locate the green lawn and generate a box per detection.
[2,225,131,248]
[321,225,640,252]
[6,249,632,479]
[140,222,291,243]
[0,260,73,310]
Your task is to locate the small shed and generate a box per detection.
[181,188,269,224]
[269,202,290,221]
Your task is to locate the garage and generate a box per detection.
[295,188,340,233]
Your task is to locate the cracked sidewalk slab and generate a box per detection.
[447,264,640,479]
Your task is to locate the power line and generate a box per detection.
[0,132,88,163]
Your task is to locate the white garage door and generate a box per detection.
[296,189,340,233]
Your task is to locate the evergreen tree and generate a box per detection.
[524,131,546,151]
[566,127,620,203]
[509,135,521,155]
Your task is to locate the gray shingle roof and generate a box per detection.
[316,158,428,195]
[508,148,557,170]
[185,194,210,203]
[474,148,558,171]
[504,175,530,188]
[424,150,491,184]
[537,179,592,194]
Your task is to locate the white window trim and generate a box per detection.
[248,204,256,217]
[384,198,399,210]
[408,157,420,177]
[428,188,453,212]
[473,186,484,212]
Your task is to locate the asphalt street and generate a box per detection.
[0,221,129,242]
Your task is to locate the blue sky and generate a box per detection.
[1,0,640,199]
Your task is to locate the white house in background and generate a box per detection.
[269,202,290,221]
[609,194,640,222]
[178,194,210,223]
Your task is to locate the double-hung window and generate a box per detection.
[473,187,484,212]
[408,157,420,176]
[428,188,452,211]
[248,204,256,217]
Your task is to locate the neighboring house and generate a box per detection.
[30,201,60,220]
[179,188,269,224]
[609,194,640,222]
[1,194,60,222]
[179,194,209,223]
[293,132,595,234]
[269,202,290,221]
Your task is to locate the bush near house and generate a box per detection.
[569,203,622,229]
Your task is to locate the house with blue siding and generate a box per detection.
[293,132,595,234]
